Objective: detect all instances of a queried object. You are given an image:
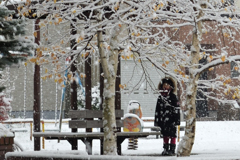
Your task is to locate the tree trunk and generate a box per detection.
[177,3,203,157]
[97,24,122,155]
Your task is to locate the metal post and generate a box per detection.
[115,55,121,131]
[70,19,78,150]
[100,64,104,155]
[85,52,92,154]
[85,53,92,111]
[33,18,41,151]
[116,55,121,155]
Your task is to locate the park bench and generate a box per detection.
[33,109,161,155]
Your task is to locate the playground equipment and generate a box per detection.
[58,70,85,132]
[123,100,143,150]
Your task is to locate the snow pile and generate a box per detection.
[0,123,14,137]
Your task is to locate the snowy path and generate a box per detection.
[4,120,240,159]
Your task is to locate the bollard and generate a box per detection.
[177,125,180,142]
[42,121,45,149]
[30,122,32,141]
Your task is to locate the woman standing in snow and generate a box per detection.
[154,77,180,156]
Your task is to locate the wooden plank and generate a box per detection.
[87,110,102,118]
[33,131,161,139]
[69,120,123,128]
[68,110,87,118]
[116,110,124,117]
[116,120,123,127]
[68,110,124,118]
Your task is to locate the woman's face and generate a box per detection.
[163,83,171,90]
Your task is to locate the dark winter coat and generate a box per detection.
[154,86,180,137]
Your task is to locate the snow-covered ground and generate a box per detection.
[3,119,240,160]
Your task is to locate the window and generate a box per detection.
[231,61,240,78]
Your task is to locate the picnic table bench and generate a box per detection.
[33,109,161,155]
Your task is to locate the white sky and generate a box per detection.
[3,119,240,159]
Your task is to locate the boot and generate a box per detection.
[168,144,176,156]
[162,144,169,156]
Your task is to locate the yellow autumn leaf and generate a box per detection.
[34,32,37,37]
[56,64,61,70]
[32,13,37,18]
[24,62,27,66]
[67,74,72,79]
[58,18,62,23]
[234,66,239,71]
[41,76,47,80]
[45,69,48,73]
[119,84,124,89]
[47,74,52,79]
[54,0,57,3]
[84,52,90,58]
[160,2,164,8]
[221,56,225,62]
[223,33,229,38]
[209,67,214,71]
[58,78,63,84]
[29,58,36,63]
[165,61,169,65]
[80,74,86,78]
[153,5,157,11]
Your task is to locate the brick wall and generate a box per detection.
[0,137,14,160]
